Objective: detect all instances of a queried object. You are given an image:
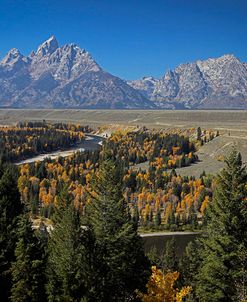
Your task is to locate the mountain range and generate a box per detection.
[0,36,247,109]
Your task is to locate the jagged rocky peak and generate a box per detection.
[29,50,35,58]
[0,35,246,109]
[196,54,240,71]
[62,43,86,53]
[44,42,101,79]
[26,36,102,81]
[141,76,157,81]
[217,53,238,62]
[1,48,24,64]
[0,36,150,109]
[162,69,176,80]
[127,76,158,99]
[57,43,94,62]
[152,53,247,108]
[36,35,59,57]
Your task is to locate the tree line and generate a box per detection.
[17,125,214,230]
[0,122,89,162]
[17,148,213,229]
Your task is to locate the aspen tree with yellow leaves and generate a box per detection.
[138,266,192,302]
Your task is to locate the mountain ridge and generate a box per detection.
[0,36,153,109]
[1,36,247,109]
[128,54,247,109]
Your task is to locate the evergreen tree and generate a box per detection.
[46,187,91,302]
[10,213,47,302]
[86,159,150,301]
[147,238,178,274]
[187,205,198,229]
[154,209,161,227]
[132,204,140,227]
[179,240,202,301]
[146,246,160,267]
[196,149,247,302]
[197,127,202,141]
[161,237,178,272]
[0,164,23,301]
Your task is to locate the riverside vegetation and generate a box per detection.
[0,122,246,301]
[0,122,90,162]
[15,124,217,230]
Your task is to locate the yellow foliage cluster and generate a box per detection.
[126,172,212,225]
[138,266,192,302]
[18,154,96,212]
[108,129,196,167]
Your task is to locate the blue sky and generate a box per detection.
[0,0,246,79]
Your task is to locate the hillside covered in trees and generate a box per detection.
[0,123,246,301]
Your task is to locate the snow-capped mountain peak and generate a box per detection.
[127,76,158,99]
[1,48,24,65]
[0,36,152,109]
[0,37,246,109]
[36,35,59,57]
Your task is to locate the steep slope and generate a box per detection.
[196,55,247,108]
[1,37,247,109]
[127,77,158,99]
[153,54,247,109]
[130,55,247,109]
[0,49,31,106]
[0,36,153,109]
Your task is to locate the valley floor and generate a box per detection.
[1,109,246,176]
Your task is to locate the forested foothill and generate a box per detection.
[0,123,246,301]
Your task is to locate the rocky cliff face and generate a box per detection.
[127,77,158,99]
[128,54,247,109]
[0,36,153,109]
[1,37,247,109]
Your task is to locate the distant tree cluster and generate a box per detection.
[18,150,100,218]
[17,151,213,229]
[104,128,217,169]
[104,129,198,168]
[15,127,218,229]
[0,122,89,162]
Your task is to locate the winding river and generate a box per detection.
[15,134,103,165]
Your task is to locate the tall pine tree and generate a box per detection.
[196,149,247,302]
[0,164,23,301]
[10,213,47,302]
[162,237,178,273]
[46,186,95,302]
[179,240,202,301]
[86,159,150,301]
